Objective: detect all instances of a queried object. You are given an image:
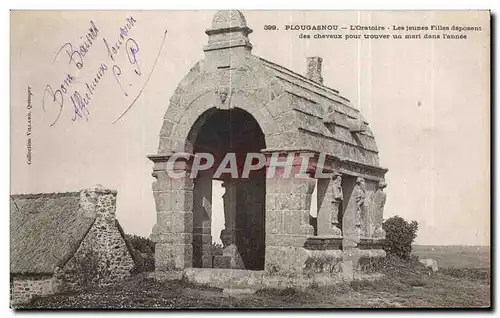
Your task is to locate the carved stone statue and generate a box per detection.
[354,177,366,230]
[330,173,343,235]
[372,181,387,239]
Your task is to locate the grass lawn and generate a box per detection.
[18,256,490,309]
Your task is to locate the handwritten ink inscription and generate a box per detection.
[42,17,166,126]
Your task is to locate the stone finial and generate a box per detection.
[204,10,253,70]
[204,10,253,49]
[306,56,323,84]
[211,10,248,29]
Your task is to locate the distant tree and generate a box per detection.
[382,216,418,260]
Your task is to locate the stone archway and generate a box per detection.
[188,107,266,270]
[148,10,388,282]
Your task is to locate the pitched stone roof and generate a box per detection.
[156,10,387,173]
[10,192,96,275]
[255,56,381,167]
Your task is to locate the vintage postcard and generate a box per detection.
[10,10,490,308]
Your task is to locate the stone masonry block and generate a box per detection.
[155,243,192,271]
[157,137,173,155]
[171,211,193,233]
[153,191,171,212]
[159,120,175,138]
[170,178,194,191]
[265,210,283,234]
[171,190,194,212]
[152,170,172,192]
[265,234,308,247]
[170,124,191,140]
[283,210,304,234]
[264,245,309,276]
[265,194,278,211]
[266,93,290,118]
[151,232,193,244]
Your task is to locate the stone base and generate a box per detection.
[179,268,380,291]
[149,267,386,292]
[182,268,328,291]
[372,227,386,239]
[213,255,231,269]
[218,244,244,269]
[223,288,255,295]
[150,245,387,291]
[148,270,183,281]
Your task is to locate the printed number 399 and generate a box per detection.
[264,25,277,30]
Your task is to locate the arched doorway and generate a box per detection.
[189,107,266,270]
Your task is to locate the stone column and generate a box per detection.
[215,179,244,269]
[372,181,387,239]
[192,175,213,268]
[149,154,194,272]
[340,175,364,280]
[264,152,315,276]
[236,177,266,270]
[317,173,343,237]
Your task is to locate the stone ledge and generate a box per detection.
[148,270,184,281]
[358,238,385,250]
[150,268,353,291]
[304,236,343,250]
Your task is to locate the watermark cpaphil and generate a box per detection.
[164,152,336,180]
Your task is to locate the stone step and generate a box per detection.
[222,288,256,295]
[184,268,264,289]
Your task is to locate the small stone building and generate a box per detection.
[10,186,135,305]
[148,10,388,286]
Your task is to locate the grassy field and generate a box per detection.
[19,253,491,309]
[412,245,490,269]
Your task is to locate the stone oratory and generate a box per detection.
[148,10,388,288]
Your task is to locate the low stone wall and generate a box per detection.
[182,268,344,291]
[303,249,343,277]
[358,249,387,274]
[10,275,60,306]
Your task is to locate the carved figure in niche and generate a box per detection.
[354,177,366,228]
[372,181,387,239]
[330,173,343,235]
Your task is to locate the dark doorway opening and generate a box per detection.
[190,108,266,270]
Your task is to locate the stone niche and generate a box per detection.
[148,10,388,289]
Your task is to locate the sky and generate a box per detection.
[10,10,490,246]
